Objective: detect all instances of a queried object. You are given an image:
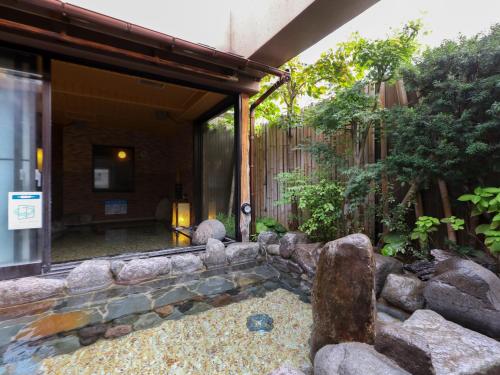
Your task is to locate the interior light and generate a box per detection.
[36,148,43,170]
[117,150,127,159]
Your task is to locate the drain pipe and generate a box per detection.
[249,73,290,234]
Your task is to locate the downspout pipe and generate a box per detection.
[249,73,290,234]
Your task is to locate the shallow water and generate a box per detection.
[40,289,313,375]
[51,221,191,262]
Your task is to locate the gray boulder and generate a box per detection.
[315,342,410,375]
[115,257,171,284]
[0,277,65,307]
[374,254,403,297]
[267,244,280,256]
[192,219,226,245]
[171,254,204,274]
[375,309,500,375]
[225,242,260,264]
[310,233,376,359]
[66,260,113,294]
[258,231,279,254]
[268,365,306,375]
[381,273,425,313]
[423,258,500,338]
[279,232,309,259]
[202,238,227,268]
[291,242,323,277]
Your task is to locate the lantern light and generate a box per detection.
[36,148,43,170]
[172,201,191,229]
[117,150,127,159]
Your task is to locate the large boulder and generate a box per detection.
[257,231,279,254]
[279,232,309,259]
[423,258,500,338]
[0,277,65,308]
[202,238,227,268]
[375,309,500,375]
[315,343,410,375]
[170,254,204,274]
[310,234,376,359]
[66,260,114,294]
[374,254,403,297]
[225,242,260,264]
[291,242,323,277]
[114,257,171,284]
[381,274,425,313]
[192,219,226,245]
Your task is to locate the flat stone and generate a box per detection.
[0,323,25,347]
[0,299,55,321]
[268,365,306,375]
[424,258,500,338]
[133,312,162,330]
[192,219,226,245]
[184,302,212,315]
[377,299,410,321]
[315,342,410,375]
[210,293,233,307]
[104,325,132,339]
[152,286,197,308]
[267,244,280,256]
[15,311,91,340]
[374,254,403,297]
[225,242,260,264]
[37,335,81,359]
[78,323,108,339]
[310,233,376,359]
[171,254,204,274]
[154,305,174,318]
[279,232,309,259]
[115,257,171,284]
[291,242,323,276]
[66,260,114,295]
[246,313,273,332]
[106,294,151,321]
[253,264,281,280]
[430,249,456,263]
[258,231,279,253]
[196,277,236,296]
[0,277,65,308]
[375,309,500,375]
[203,238,227,268]
[381,273,425,313]
[404,260,435,281]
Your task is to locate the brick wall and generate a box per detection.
[60,122,193,222]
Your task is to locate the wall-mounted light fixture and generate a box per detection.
[117,150,127,160]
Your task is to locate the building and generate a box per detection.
[0,0,377,280]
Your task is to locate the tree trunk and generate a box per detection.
[438,178,457,243]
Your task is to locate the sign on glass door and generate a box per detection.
[8,192,43,230]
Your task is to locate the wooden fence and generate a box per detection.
[252,82,408,235]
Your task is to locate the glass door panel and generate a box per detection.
[0,48,44,272]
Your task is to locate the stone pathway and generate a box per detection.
[40,289,313,375]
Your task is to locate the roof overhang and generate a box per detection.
[0,0,288,94]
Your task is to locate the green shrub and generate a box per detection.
[255,217,287,236]
[216,213,235,239]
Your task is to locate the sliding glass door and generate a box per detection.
[0,48,49,279]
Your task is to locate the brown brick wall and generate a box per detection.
[60,123,193,222]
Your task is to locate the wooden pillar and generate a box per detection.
[237,94,251,241]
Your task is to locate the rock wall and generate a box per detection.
[0,241,267,369]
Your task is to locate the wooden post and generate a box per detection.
[239,94,251,241]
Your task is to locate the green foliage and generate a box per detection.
[276,172,344,241]
[207,109,234,132]
[255,217,287,236]
[316,20,422,91]
[440,216,465,231]
[410,216,440,250]
[216,213,235,239]
[381,232,409,257]
[459,186,500,253]
[387,25,500,187]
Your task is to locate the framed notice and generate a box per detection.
[8,192,43,230]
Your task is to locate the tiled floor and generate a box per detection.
[51,221,191,263]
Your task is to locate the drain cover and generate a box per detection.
[246,314,274,333]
